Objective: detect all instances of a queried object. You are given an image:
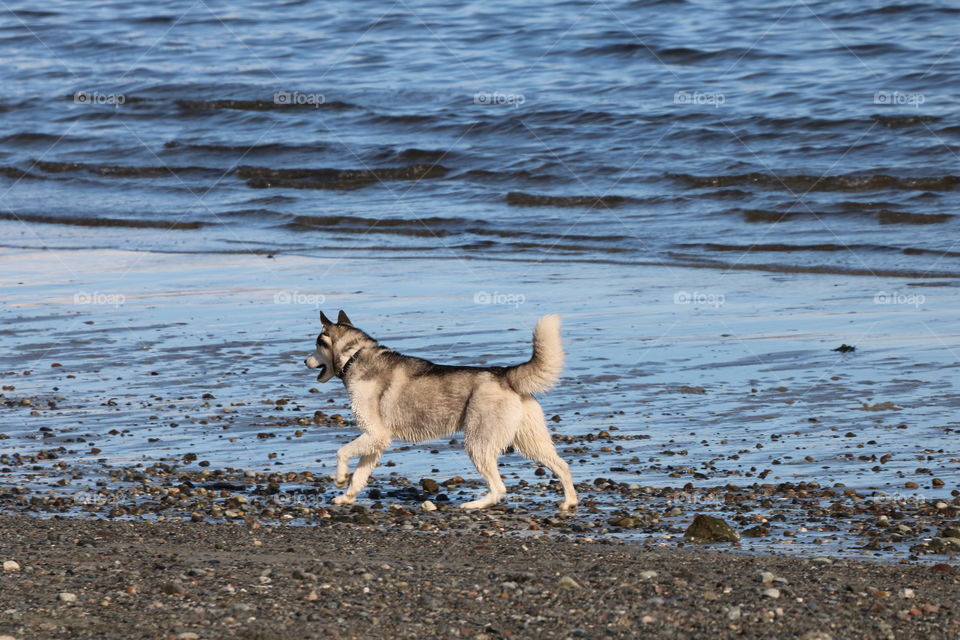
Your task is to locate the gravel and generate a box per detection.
[0,515,957,639]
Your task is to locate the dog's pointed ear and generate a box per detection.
[337,310,353,326]
[320,311,333,328]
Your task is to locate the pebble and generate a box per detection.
[727,606,741,621]
[557,575,580,589]
[161,581,187,595]
[421,500,437,512]
[763,587,781,599]
[900,588,915,599]
[3,561,20,572]
[58,592,77,603]
[638,570,658,581]
[177,634,199,640]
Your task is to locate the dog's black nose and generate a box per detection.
[303,359,309,367]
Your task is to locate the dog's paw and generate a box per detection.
[559,499,578,511]
[459,500,485,510]
[332,494,355,506]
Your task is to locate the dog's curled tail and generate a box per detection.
[504,314,564,395]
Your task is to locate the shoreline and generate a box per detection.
[0,515,958,639]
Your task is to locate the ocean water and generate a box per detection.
[0,0,958,275]
[1,0,959,546]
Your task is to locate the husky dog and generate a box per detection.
[304,310,578,510]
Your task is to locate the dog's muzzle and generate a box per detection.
[305,354,333,382]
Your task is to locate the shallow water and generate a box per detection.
[1,249,958,563]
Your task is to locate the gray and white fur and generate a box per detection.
[304,311,578,510]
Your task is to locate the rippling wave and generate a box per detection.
[0,0,955,278]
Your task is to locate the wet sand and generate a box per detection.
[1,515,958,640]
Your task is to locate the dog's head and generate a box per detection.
[304,310,357,383]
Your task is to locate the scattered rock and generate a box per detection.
[58,592,77,603]
[3,560,20,572]
[910,537,960,555]
[557,575,580,589]
[161,581,187,595]
[763,587,781,599]
[421,500,437,512]
[420,478,440,493]
[684,514,740,543]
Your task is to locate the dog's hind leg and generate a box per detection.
[460,396,518,510]
[513,398,578,510]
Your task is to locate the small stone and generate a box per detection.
[557,575,580,589]
[759,571,776,583]
[3,561,20,572]
[177,634,199,640]
[421,500,437,512]
[58,592,77,603]
[420,478,440,493]
[161,581,186,595]
[641,615,654,624]
[900,588,915,599]
[727,606,741,621]
[684,514,740,543]
[763,587,781,599]
[638,570,658,581]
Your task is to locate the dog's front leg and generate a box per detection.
[332,432,389,505]
[334,433,369,488]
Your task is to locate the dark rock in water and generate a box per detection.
[387,487,423,501]
[939,527,960,539]
[832,344,856,353]
[684,514,740,543]
[420,478,440,494]
[742,524,770,538]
